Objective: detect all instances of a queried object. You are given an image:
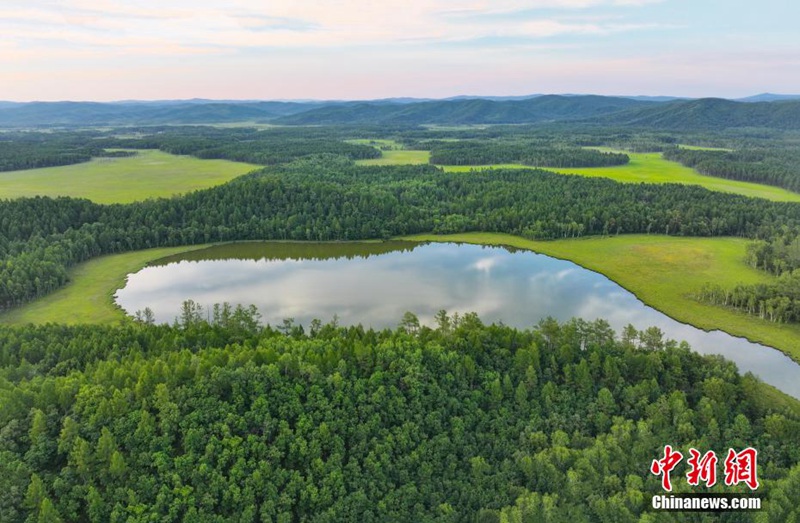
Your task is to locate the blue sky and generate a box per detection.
[1,0,798,101]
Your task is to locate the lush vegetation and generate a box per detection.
[547,152,800,203]
[274,95,652,125]
[0,246,209,325]
[355,150,430,166]
[2,314,799,522]
[102,127,381,166]
[428,142,629,167]
[0,133,116,172]
[746,229,800,276]
[696,229,800,325]
[0,150,259,204]
[699,271,800,324]
[5,157,800,314]
[595,98,800,130]
[2,110,800,522]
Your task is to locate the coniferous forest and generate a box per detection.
[3,313,800,522]
[2,121,800,521]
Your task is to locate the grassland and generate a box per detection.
[0,150,259,204]
[356,149,431,166]
[546,153,800,202]
[0,245,209,325]
[404,232,800,361]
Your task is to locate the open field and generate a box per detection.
[547,152,800,202]
[404,232,800,361]
[0,149,259,204]
[0,245,209,325]
[356,149,431,165]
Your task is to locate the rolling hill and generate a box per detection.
[0,101,326,126]
[273,95,655,125]
[590,98,800,130]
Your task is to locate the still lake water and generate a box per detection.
[115,241,800,398]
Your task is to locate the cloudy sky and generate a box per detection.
[1,0,798,101]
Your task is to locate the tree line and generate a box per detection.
[99,127,381,166]
[698,229,800,325]
[428,141,630,167]
[664,147,800,193]
[1,313,799,522]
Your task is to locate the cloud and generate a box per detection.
[0,0,671,58]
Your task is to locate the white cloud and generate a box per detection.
[0,0,669,57]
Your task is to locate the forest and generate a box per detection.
[427,142,629,167]
[0,133,135,172]
[2,121,800,520]
[2,313,799,522]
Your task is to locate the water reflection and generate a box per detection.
[115,241,800,398]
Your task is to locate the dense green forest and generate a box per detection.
[0,133,134,172]
[5,156,800,310]
[664,147,800,193]
[428,142,629,167]
[2,112,800,521]
[101,128,381,166]
[272,95,652,125]
[1,313,798,521]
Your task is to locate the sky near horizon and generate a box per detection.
[1,0,798,101]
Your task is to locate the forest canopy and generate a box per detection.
[1,314,799,522]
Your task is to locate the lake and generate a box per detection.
[115,241,800,397]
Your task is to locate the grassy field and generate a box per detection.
[0,245,208,325]
[547,152,800,202]
[0,150,259,204]
[356,149,431,166]
[404,232,800,361]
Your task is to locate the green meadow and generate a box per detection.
[405,232,800,361]
[0,149,259,204]
[356,149,431,165]
[546,152,800,202]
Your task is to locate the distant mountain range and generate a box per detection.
[587,98,800,130]
[272,95,654,125]
[0,93,799,128]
